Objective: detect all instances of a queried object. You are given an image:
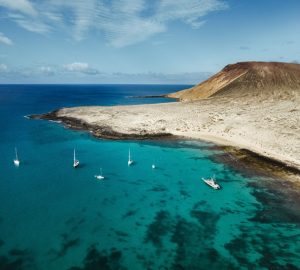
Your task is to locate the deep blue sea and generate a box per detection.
[0,84,300,270]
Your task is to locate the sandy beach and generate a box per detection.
[36,92,300,171]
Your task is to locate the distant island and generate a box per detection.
[30,61,300,171]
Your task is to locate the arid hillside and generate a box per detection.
[167,62,300,101]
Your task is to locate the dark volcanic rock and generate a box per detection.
[28,110,175,141]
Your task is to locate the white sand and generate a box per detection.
[56,95,300,170]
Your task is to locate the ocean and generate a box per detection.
[0,84,299,270]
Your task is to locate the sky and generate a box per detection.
[0,0,299,84]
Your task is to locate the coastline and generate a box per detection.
[29,95,300,174]
[184,132,300,174]
[29,111,176,140]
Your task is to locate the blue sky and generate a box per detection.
[0,0,299,84]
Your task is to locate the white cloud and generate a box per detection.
[0,63,8,72]
[40,66,52,72]
[64,62,89,72]
[0,32,13,45]
[64,62,100,75]
[0,0,37,16]
[0,0,228,47]
[39,66,55,75]
[0,62,212,83]
[7,13,51,34]
[91,0,228,47]
[156,0,226,26]
[108,71,212,84]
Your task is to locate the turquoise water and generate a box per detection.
[0,85,300,270]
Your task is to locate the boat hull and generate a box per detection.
[14,159,20,167]
[202,178,221,190]
[73,160,80,168]
[128,160,133,166]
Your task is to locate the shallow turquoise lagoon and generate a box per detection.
[0,85,299,269]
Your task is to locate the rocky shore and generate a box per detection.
[29,93,300,173]
[29,110,175,140]
[29,62,300,175]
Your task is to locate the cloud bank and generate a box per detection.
[0,0,228,47]
[0,62,212,84]
[64,62,100,75]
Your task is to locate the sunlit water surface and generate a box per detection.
[0,84,299,270]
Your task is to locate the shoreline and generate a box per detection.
[29,111,177,141]
[29,104,300,177]
[182,133,300,174]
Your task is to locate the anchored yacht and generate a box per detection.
[128,148,133,166]
[95,168,105,180]
[202,176,221,190]
[13,147,20,167]
[73,149,80,168]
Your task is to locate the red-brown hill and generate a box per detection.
[167,61,300,101]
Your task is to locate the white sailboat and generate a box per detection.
[13,147,20,167]
[95,168,105,180]
[128,148,133,166]
[152,164,156,169]
[73,149,80,168]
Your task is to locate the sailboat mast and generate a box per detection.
[15,147,18,160]
[74,149,76,162]
[129,148,131,160]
